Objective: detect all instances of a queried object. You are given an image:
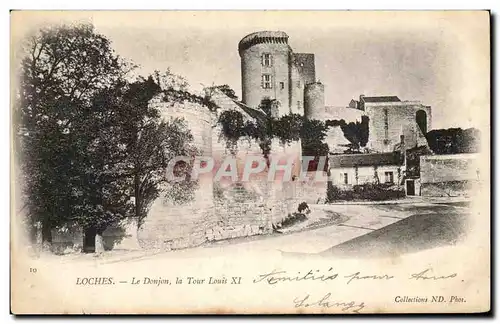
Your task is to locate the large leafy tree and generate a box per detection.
[16,23,200,252]
[15,23,128,246]
[426,128,481,154]
[152,68,189,91]
[69,80,135,248]
[326,116,370,153]
[301,119,330,171]
[205,84,238,100]
[108,77,198,226]
[71,76,199,250]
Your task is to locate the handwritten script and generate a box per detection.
[293,293,365,313]
[253,267,459,313]
[253,268,457,286]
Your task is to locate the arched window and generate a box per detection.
[416,110,427,134]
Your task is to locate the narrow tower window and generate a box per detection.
[262,53,272,67]
[262,74,272,89]
[384,108,389,141]
[279,82,285,90]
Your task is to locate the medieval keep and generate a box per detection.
[237,31,432,154]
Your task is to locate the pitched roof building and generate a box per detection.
[329,152,404,186]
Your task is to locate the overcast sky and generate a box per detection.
[14,11,490,130]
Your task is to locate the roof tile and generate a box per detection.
[329,152,404,168]
[362,96,401,103]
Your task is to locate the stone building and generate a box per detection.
[238,31,318,117]
[238,31,332,204]
[349,95,432,153]
[237,31,433,155]
[329,152,404,187]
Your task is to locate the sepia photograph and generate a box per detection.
[9,10,491,314]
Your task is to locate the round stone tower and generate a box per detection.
[138,94,215,250]
[304,82,325,119]
[239,31,291,116]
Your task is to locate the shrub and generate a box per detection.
[298,202,311,214]
[326,182,405,202]
[272,212,307,231]
[282,213,307,228]
[326,181,342,202]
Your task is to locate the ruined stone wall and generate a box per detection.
[211,128,301,232]
[136,95,303,251]
[151,96,214,156]
[41,97,314,253]
[365,102,431,153]
[137,98,215,250]
[210,177,284,242]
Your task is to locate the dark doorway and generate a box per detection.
[416,110,427,134]
[406,180,415,196]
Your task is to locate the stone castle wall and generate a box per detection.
[365,102,431,153]
[136,97,308,251]
[137,98,215,249]
[420,153,480,197]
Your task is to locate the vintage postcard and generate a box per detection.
[10,10,490,314]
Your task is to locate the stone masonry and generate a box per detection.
[420,153,481,197]
[136,89,301,250]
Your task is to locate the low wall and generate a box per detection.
[208,201,275,242]
[420,180,478,198]
[50,222,83,254]
[137,178,294,251]
[138,204,216,250]
[420,153,480,197]
[46,218,140,254]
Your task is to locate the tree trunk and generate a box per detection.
[95,231,105,253]
[41,219,52,252]
[28,219,39,245]
[134,172,141,219]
